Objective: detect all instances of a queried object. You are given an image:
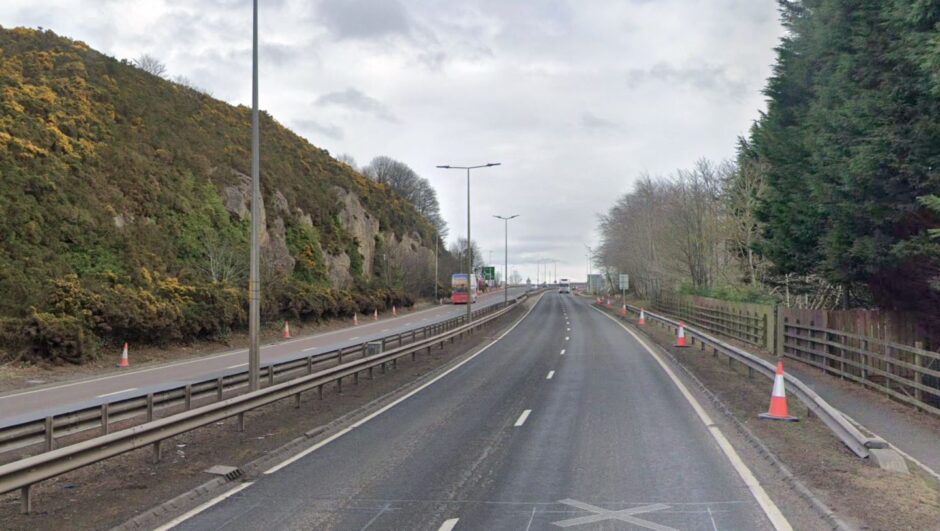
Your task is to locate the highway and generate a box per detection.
[0,288,526,426]
[170,293,782,531]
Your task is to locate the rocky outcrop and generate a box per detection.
[334,186,380,278]
[222,170,295,275]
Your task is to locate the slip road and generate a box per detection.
[169,293,779,530]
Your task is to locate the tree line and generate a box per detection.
[598,0,940,320]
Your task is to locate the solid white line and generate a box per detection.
[514,409,532,427]
[590,305,792,531]
[546,371,555,380]
[96,387,137,398]
[226,363,247,369]
[438,518,460,531]
[560,349,565,355]
[265,427,353,474]
[152,482,254,531]
[303,347,317,352]
[261,293,544,476]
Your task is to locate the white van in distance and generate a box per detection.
[559,278,571,294]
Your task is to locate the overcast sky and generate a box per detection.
[3,0,784,283]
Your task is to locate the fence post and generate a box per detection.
[44,416,54,452]
[101,403,109,435]
[914,341,924,405]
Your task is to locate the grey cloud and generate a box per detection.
[293,119,344,140]
[315,88,399,123]
[316,0,411,40]
[580,111,622,132]
[626,62,749,97]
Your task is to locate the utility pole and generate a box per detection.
[248,0,261,392]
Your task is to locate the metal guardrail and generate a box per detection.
[598,301,886,459]
[0,298,513,458]
[0,293,528,513]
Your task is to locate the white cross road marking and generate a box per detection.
[552,499,676,530]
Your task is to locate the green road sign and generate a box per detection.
[482,266,496,280]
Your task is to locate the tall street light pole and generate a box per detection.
[494,214,519,306]
[436,163,501,324]
[248,0,261,391]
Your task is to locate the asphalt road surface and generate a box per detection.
[0,288,527,425]
[171,292,779,531]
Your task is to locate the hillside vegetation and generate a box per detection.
[0,27,436,363]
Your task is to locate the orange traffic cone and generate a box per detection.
[760,361,799,421]
[638,308,646,325]
[353,313,359,326]
[392,305,398,316]
[283,320,291,339]
[606,298,612,308]
[118,342,130,367]
[619,304,627,317]
[373,309,378,321]
[675,321,688,347]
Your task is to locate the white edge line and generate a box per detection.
[96,387,138,398]
[262,293,544,476]
[226,363,247,369]
[152,481,254,531]
[590,305,792,531]
[514,409,532,427]
[438,518,460,531]
[546,371,555,380]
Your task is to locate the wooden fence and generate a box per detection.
[780,308,940,416]
[651,293,775,351]
[649,293,940,416]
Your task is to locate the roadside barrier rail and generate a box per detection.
[600,301,886,459]
[0,293,528,513]
[0,297,513,458]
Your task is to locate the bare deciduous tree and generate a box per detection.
[133,54,167,77]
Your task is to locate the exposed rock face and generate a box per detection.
[220,177,429,289]
[222,170,294,275]
[324,252,353,289]
[334,186,380,278]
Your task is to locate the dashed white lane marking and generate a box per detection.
[438,518,460,531]
[565,336,569,341]
[303,347,317,352]
[260,293,544,477]
[514,409,532,427]
[350,336,360,340]
[566,327,570,331]
[560,349,566,355]
[226,363,247,369]
[547,371,555,380]
[591,306,792,531]
[152,482,254,531]
[96,387,137,398]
